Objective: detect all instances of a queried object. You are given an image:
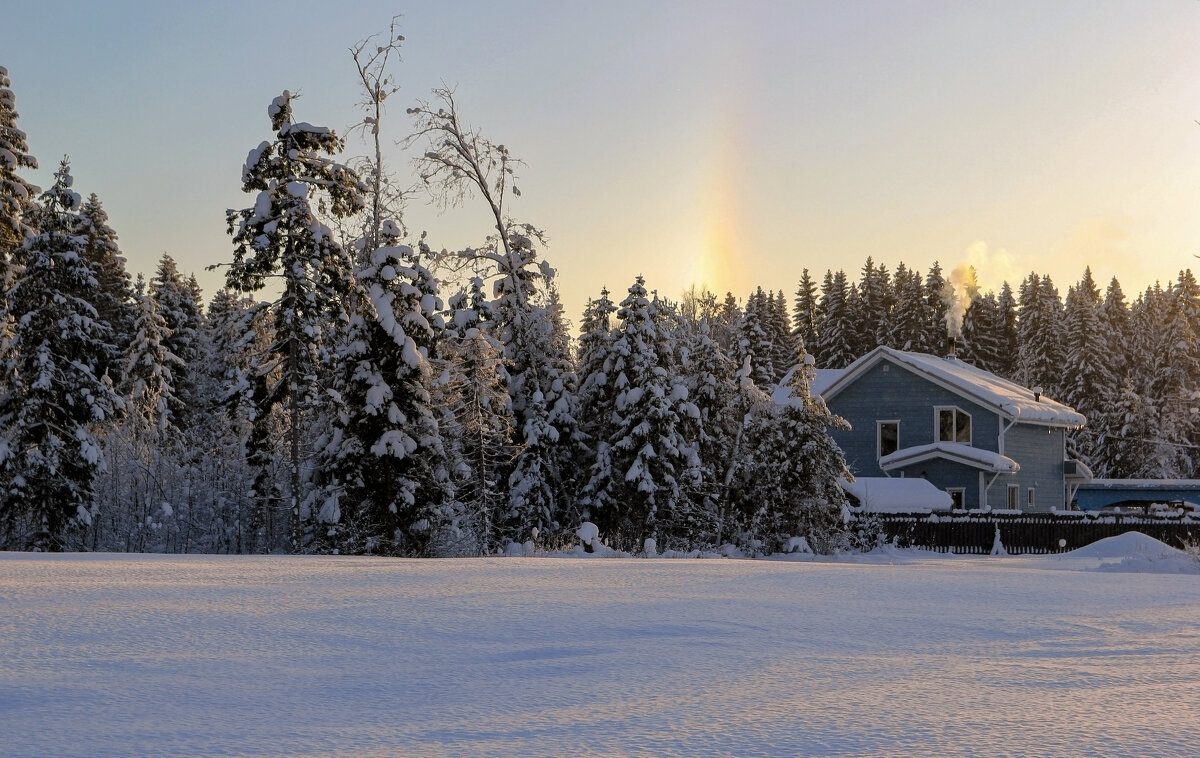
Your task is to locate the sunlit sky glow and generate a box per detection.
[6,1,1200,322]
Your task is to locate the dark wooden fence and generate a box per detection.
[861,511,1200,555]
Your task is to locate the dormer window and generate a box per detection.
[935,406,971,444]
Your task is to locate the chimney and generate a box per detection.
[944,335,957,360]
[1033,386,1043,402]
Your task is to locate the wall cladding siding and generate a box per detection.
[822,356,1066,510]
[1001,424,1066,511]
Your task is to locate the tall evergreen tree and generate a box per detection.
[1017,272,1065,399]
[0,66,39,272]
[311,225,451,555]
[437,276,515,554]
[961,291,1004,371]
[0,159,121,550]
[735,349,852,555]
[792,269,819,351]
[814,270,856,368]
[1061,270,1117,469]
[77,193,135,382]
[582,276,703,552]
[223,91,364,551]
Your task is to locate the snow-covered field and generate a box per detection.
[3,535,1199,757]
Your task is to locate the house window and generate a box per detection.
[1007,485,1019,510]
[935,406,972,444]
[1027,487,1036,508]
[947,488,966,510]
[878,421,899,458]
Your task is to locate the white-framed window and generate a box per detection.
[877,420,900,458]
[947,488,966,510]
[1027,487,1036,508]
[1007,485,1020,510]
[935,406,972,444]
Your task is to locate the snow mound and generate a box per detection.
[1064,532,1199,574]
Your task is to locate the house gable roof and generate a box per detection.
[810,346,1086,428]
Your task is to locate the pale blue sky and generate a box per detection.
[6,1,1200,321]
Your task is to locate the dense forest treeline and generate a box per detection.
[0,51,1191,555]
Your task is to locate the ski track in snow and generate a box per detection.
[2,552,1199,757]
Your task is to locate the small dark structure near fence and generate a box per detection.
[864,510,1199,555]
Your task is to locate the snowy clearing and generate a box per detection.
[3,540,1200,757]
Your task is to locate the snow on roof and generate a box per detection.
[817,347,1085,427]
[879,442,1020,474]
[810,369,845,398]
[839,477,953,513]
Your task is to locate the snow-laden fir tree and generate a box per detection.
[436,276,516,554]
[1017,272,1065,400]
[792,269,819,352]
[205,288,273,553]
[887,263,932,352]
[77,193,135,384]
[1145,269,1200,477]
[581,276,703,552]
[0,66,39,272]
[309,223,451,555]
[679,310,745,545]
[0,159,121,550]
[924,261,949,350]
[734,348,852,555]
[855,257,891,355]
[223,91,365,551]
[814,269,857,369]
[1061,269,1117,470]
[960,291,1004,373]
[150,254,205,430]
[738,287,778,388]
[122,285,185,438]
[91,283,186,553]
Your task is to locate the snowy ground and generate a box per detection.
[3,535,1199,757]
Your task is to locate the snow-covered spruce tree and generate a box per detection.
[581,276,703,552]
[150,254,205,430]
[885,263,930,352]
[737,287,777,388]
[734,349,852,555]
[0,66,39,273]
[854,257,891,355]
[1061,270,1117,470]
[680,308,745,545]
[91,286,187,553]
[792,269,819,353]
[222,91,365,552]
[814,269,857,369]
[204,288,274,553]
[1146,269,1200,477]
[994,282,1020,379]
[960,291,1004,372]
[408,88,577,546]
[0,159,121,550]
[77,193,135,384]
[436,276,517,554]
[1017,272,1065,401]
[924,261,950,351]
[575,287,618,469]
[310,223,452,556]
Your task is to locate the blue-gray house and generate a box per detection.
[811,347,1089,512]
